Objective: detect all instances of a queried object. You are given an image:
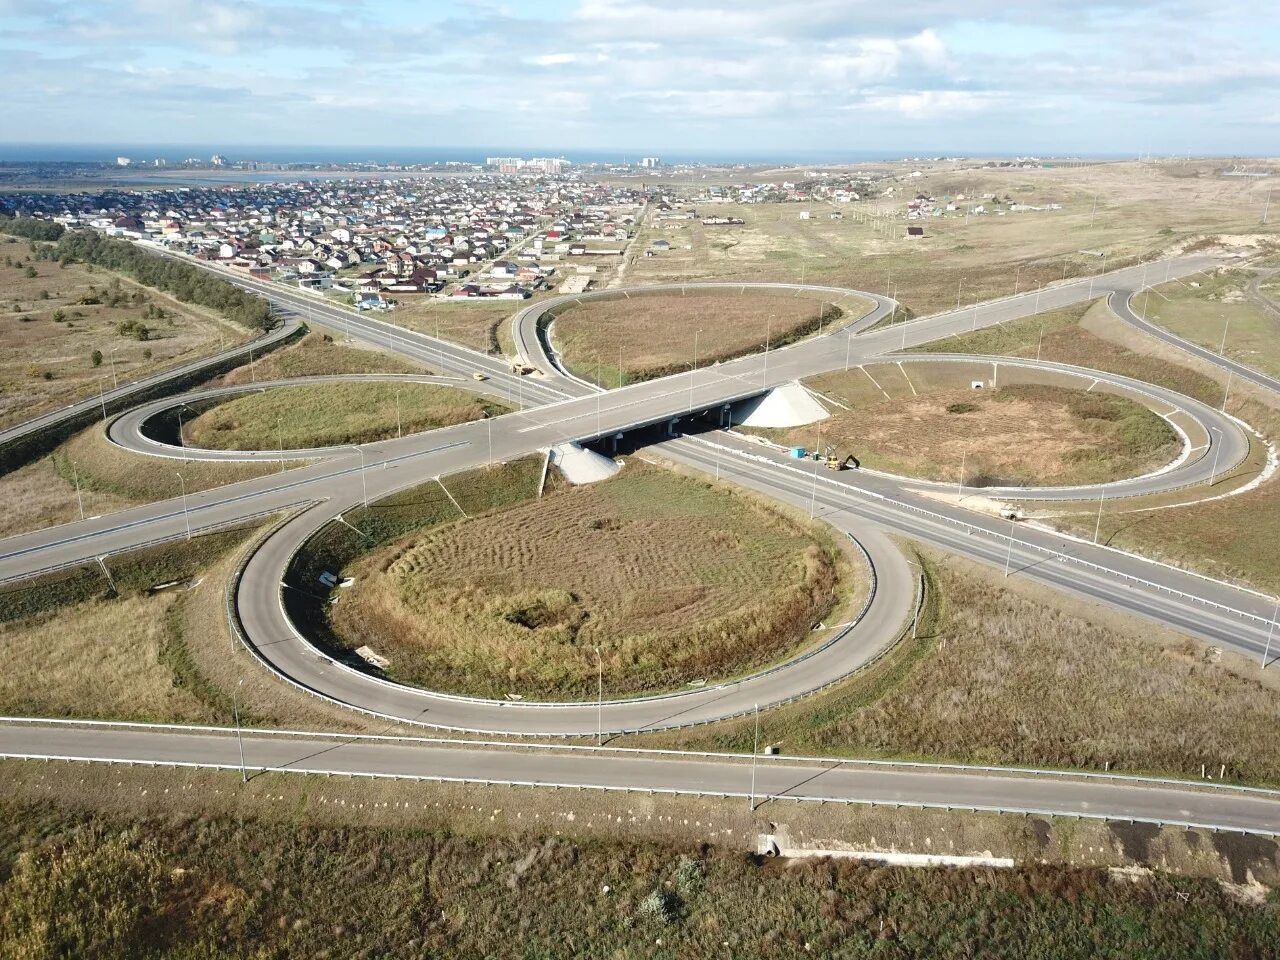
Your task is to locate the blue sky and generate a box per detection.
[1,0,1278,157]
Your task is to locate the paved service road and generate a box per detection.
[2,723,1277,836]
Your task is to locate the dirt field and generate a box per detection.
[626,162,1278,317]
[0,238,249,429]
[765,371,1179,486]
[186,382,506,451]
[553,290,868,385]
[332,462,853,699]
[634,548,1280,787]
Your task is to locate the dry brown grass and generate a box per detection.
[765,372,1178,486]
[0,592,215,722]
[553,290,865,385]
[217,330,426,385]
[0,456,132,540]
[389,297,516,354]
[626,162,1278,316]
[0,243,249,429]
[633,549,1280,786]
[332,462,852,699]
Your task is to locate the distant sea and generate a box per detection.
[0,142,1119,167]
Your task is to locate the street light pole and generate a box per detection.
[233,679,247,784]
[1263,600,1279,668]
[1004,518,1016,577]
[957,446,968,496]
[956,277,965,312]
[1093,489,1105,543]
[175,471,191,540]
[749,702,760,811]
[277,417,285,472]
[808,426,822,518]
[1208,427,1223,486]
[1014,265,1023,296]
[109,347,119,390]
[70,460,84,521]
[688,328,701,414]
[1221,370,1234,413]
[98,377,108,421]
[352,446,368,507]
[1219,316,1231,356]
[595,646,603,746]
[762,315,772,389]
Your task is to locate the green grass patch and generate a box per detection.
[186,381,507,450]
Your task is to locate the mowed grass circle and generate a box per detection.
[184,382,507,451]
[330,464,853,700]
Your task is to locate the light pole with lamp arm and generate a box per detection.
[175,472,191,540]
[351,445,368,508]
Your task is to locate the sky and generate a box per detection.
[1,0,1278,159]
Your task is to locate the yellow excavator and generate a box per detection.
[824,447,858,470]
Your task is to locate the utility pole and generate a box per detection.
[175,472,191,540]
[748,702,760,811]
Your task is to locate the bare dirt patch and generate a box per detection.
[331,463,852,699]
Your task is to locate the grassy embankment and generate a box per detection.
[910,297,1280,592]
[217,329,428,384]
[768,367,1178,486]
[1,788,1277,959]
[332,461,855,700]
[186,382,507,451]
[0,332,431,540]
[552,290,865,386]
[0,522,386,731]
[1136,267,1280,379]
[630,549,1280,787]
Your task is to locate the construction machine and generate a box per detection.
[824,447,858,470]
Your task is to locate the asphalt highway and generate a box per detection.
[6,250,1280,832]
[2,724,1277,836]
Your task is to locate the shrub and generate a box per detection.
[91,350,103,368]
[946,401,978,414]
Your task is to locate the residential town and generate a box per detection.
[0,174,650,310]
